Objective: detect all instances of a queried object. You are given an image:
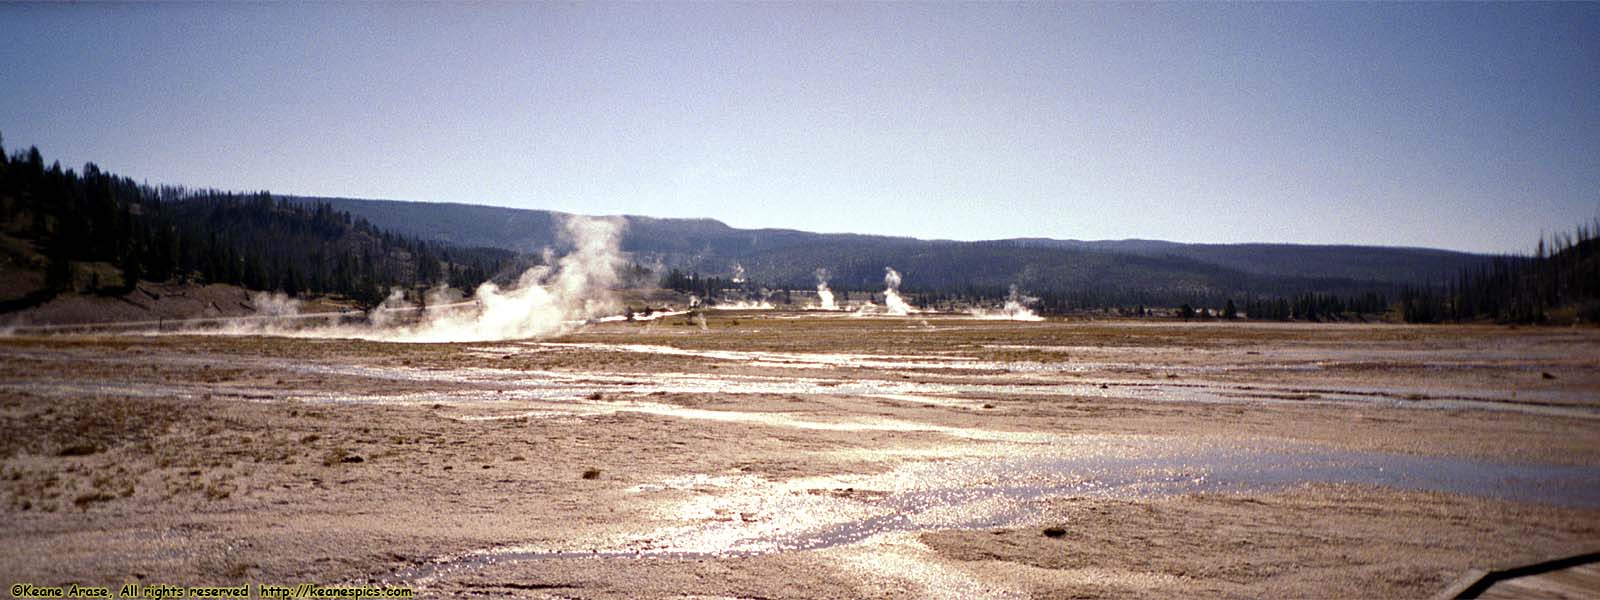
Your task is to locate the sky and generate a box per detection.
[1,2,1596,254]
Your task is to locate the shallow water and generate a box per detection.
[387,441,1600,584]
[6,343,1595,420]
[3,333,1594,592]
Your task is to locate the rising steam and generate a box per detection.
[848,267,916,316]
[882,267,914,316]
[814,268,836,310]
[969,285,1044,321]
[202,216,628,343]
[365,216,624,342]
[251,291,301,317]
[712,299,775,310]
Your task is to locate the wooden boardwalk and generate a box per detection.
[1435,552,1600,599]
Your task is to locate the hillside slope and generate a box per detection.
[289,196,1492,303]
[0,141,515,313]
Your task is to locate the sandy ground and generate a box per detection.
[1,314,1597,598]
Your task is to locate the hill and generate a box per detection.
[0,132,1504,316]
[1401,224,1600,324]
[287,196,1493,306]
[0,138,515,313]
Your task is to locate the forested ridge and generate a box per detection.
[1399,223,1600,324]
[289,195,1498,314]
[3,133,1593,324]
[0,134,511,310]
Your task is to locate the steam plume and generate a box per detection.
[251,291,301,317]
[712,299,774,310]
[969,285,1044,321]
[203,215,627,342]
[882,267,914,316]
[814,268,836,310]
[377,215,624,342]
[367,288,411,328]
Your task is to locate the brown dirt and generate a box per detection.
[0,314,1595,598]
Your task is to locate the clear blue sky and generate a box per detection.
[2,2,1596,254]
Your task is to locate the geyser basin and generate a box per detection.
[385,441,1600,585]
[4,318,1596,598]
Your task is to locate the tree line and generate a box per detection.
[1398,223,1599,324]
[660,269,734,299]
[0,133,511,309]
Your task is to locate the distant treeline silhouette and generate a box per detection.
[1398,223,1599,324]
[0,133,510,308]
[8,133,1589,323]
[660,269,734,300]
